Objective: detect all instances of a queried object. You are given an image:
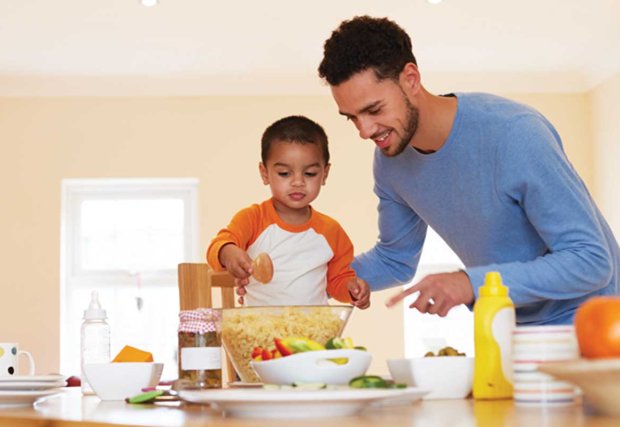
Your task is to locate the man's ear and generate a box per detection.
[259,162,269,185]
[322,163,331,185]
[400,62,421,95]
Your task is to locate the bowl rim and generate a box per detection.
[251,349,369,366]
[221,305,353,311]
[387,357,474,365]
[83,362,163,367]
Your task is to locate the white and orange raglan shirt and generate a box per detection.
[207,198,356,306]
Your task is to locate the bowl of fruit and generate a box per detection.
[250,336,371,386]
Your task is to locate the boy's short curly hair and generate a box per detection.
[261,115,330,165]
[318,15,417,86]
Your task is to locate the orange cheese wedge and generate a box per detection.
[112,345,154,363]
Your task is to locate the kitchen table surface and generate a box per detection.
[0,388,618,427]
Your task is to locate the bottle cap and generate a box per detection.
[83,290,107,320]
[479,271,509,297]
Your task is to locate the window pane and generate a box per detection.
[80,199,185,271]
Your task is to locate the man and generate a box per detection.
[318,16,619,324]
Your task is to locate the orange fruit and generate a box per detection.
[574,296,620,358]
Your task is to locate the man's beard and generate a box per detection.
[382,94,419,157]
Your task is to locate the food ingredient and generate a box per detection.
[112,345,153,363]
[349,375,406,389]
[126,390,164,404]
[252,252,274,284]
[251,336,363,361]
[178,308,222,389]
[221,307,345,382]
[66,376,81,387]
[424,346,466,357]
[574,296,620,358]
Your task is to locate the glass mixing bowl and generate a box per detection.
[221,305,353,383]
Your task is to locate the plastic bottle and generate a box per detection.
[81,290,111,394]
[473,271,515,399]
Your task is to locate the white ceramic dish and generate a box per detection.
[83,362,163,401]
[0,374,65,383]
[538,358,620,416]
[388,357,474,400]
[513,379,577,406]
[0,389,64,408]
[250,349,371,385]
[0,380,67,391]
[227,381,263,388]
[179,387,427,418]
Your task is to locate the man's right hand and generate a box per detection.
[385,270,474,317]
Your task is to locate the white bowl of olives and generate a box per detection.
[387,347,473,400]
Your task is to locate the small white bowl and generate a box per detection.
[387,357,473,399]
[83,362,163,400]
[251,349,371,385]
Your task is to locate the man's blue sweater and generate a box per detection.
[352,93,619,324]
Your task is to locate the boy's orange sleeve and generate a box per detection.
[317,217,356,304]
[206,205,260,271]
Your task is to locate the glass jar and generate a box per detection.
[177,308,222,389]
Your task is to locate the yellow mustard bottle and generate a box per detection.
[473,271,515,399]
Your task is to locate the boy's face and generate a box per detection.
[259,140,330,216]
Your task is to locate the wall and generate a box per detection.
[0,91,594,376]
[591,71,620,236]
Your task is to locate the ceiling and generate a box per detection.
[1,0,619,96]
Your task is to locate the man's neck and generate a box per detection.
[411,90,458,153]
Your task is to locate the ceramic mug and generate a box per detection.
[0,342,36,377]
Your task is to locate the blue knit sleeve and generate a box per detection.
[467,115,613,306]
[352,154,428,291]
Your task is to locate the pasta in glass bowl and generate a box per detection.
[221,305,353,383]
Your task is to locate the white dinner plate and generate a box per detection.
[179,387,428,418]
[0,389,65,408]
[0,374,65,383]
[227,381,263,388]
[0,380,67,391]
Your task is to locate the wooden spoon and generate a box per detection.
[210,252,274,284]
[250,252,274,284]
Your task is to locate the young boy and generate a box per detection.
[207,115,370,309]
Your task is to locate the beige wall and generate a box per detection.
[591,72,620,236]
[0,90,598,376]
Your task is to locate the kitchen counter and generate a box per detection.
[0,388,618,427]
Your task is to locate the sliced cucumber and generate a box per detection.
[261,384,281,390]
[293,382,327,390]
[349,375,388,389]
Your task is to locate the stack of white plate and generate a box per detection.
[512,325,580,406]
[0,374,66,408]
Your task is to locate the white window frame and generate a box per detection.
[59,178,199,374]
[402,227,474,358]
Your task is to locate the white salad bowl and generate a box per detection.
[251,349,371,385]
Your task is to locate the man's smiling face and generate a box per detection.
[331,69,419,157]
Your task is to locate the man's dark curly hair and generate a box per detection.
[318,16,417,86]
[261,115,330,165]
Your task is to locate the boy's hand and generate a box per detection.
[348,277,371,310]
[235,278,249,305]
[219,244,253,280]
